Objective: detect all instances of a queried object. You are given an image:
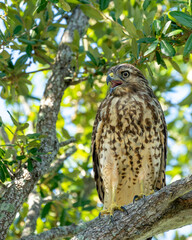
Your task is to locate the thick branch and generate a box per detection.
[0,7,88,240]
[72,174,192,240]
[20,174,192,240]
[21,190,41,237]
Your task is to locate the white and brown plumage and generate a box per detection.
[92,63,167,215]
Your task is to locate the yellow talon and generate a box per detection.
[99,203,125,218]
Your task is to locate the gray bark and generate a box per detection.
[19,174,192,240]
[0,7,88,240]
[21,190,41,238]
[72,174,192,240]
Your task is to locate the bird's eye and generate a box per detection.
[121,71,129,78]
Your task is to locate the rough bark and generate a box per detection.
[0,7,88,240]
[19,174,192,240]
[21,190,41,238]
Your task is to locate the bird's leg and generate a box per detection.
[133,180,155,203]
[99,168,126,218]
[99,185,125,218]
[133,179,145,203]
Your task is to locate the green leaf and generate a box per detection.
[18,38,36,45]
[13,25,22,35]
[27,133,41,139]
[132,38,137,58]
[62,128,71,139]
[15,54,28,68]
[86,51,97,66]
[79,0,90,3]
[0,72,6,78]
[155,51,167,69]
[179,92,192,106]
[35,0,48,13]
[41,202,52,218]
[28,148,38,154]
[2,163,10,178]
[143,0,151,10]
[144,40,159,56]
[0,165,5,182]
[169,59,181,73]
[99,0,110,10]
[183,33,192,56]
[31,156,42,162]
[16,155,26,160]
[124,18,138,37]
[153,19,161,35]
[165,29,183,37]
[59,0,71,11]
[0,116,3,127]
[137,37,156,43]
[162,20,171,34]
[27,159,33,172]
[0,50,10,59]
[0,30,7,43]
[18,123,29,131]
[81,5,103,20]
[0,148,5,158]
[146,63,154,80]
[73,29,80,48]
[27,140,41,149]
[26,45,32,57]
[168,11,192,29]
[17,82,29,96]
[102,43,112,59]
[7,111,19,126]
[160,39,175,57]
[47,26,57,32]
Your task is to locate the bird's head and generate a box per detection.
[106,64,148,94]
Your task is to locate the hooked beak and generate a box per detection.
[106,72,124,88]
[106,74,113,85]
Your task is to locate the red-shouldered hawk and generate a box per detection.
[92,63,167,218]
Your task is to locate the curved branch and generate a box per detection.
[19,174,192,240]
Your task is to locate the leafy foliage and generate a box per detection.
[0,0,192,239]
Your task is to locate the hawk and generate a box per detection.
[92,63,167,217]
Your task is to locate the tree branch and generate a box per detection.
[49,145,77,172]
[19,174,192,240]
[21,189,41,238]
[42,192,69,204]
[0,7,88,240]
[59,137,76,147]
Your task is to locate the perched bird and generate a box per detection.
[92,64,167,222]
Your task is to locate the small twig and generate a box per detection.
[69,78,88,85]
[59,137,76,147]
[49,146,77,173]
[0,181,6,190]
[3,163,15,179]
[34,51,53,66]
[25,68,52,75]
[42,193,69,204]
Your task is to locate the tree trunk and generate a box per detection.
[0,7,88,240]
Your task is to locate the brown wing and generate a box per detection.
[154,98,167,190]
[92,102,105,203]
